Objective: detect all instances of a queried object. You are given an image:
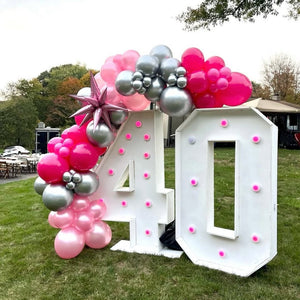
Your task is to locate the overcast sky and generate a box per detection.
[0,0,299,98]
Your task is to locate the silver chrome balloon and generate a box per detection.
[177,77,188,88]
[34,176,48,195]
[132,71,143,81]
[110,110,128,125]
[159,87,193,117]
[132,80,143,91]
[136,55,159,77]
[72,173,82,184]
[150,45,173,64]
[62,171,72,183]
[144,77,165,102]
[86,122,114,148]
[66,181,76,190]
[42,184,73,211]
[115,70,135,96]
[167,74,177,86]
[143,76,152,88]
[176,66,187,77]
[160,58,180,82]
[74,171,99,196]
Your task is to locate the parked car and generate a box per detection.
[2,146,31,156]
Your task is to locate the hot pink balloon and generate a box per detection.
[75,211,94,232]
[220,67,232,80]
[63,138,74,149]
[37,153,69,183]
[53,209,75,229]
[67,124,89,144]
[216,78,229,90]
[215,72,252,106]
[187,71,208,94]
[89,199,107,220]
[193,92,216,109]
[205,56,225,71]
[48,211,59,228]
[69,143,99,172]
[71,195,90,212]
[47,137,63,153]
[54,227,85,259]
[122,50,140,71]
[122,94,150,111]
[181,48,205,73]
[61,128,70,139]
[101,62,121,85]
[207,68,220,83]
[54,143,63,154]
[85,220,112,249]
[58,146,70,158]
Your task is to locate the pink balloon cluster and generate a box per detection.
[181,47,252,108]
[96,50,151,111]
[49,197,111,259]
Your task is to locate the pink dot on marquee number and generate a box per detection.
[108,169,114,176]
[190,178,198,186]
[252,135,261,143]
[221,119,228,127]
[125,133,132,140]
[219,250,225,257]
[145,229,151,236]
[121,200,127,207]
[143,172,150,179]
[252,184,260,192]
[189,226,196,233]
[252,234,260,243]
[144,134,151,141]
[144,152,150,159]
[135,120,142,128]
[145,200,152,207]
[118,148,125,155]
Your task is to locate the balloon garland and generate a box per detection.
[34,45,252,259]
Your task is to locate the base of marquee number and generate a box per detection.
[110,240,184,258]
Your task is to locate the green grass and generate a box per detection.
[0,148,300,299]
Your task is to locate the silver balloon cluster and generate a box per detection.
[115,45,193,117]
[63,170,82,190]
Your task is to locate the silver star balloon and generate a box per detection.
[70,71,128,131]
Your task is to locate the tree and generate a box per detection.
[251,81,271,99]
[262,54,300,103]
[177,0,300,30]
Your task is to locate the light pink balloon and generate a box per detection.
[89,199,107,220]
[37,153,70,184]
[48,211,59,228]
[101,62,121,85]
[47,137,63,153]
[122,94,150,111]
[85,220,112,249]
[113,54,123,68]
[75,211,94,232]
[215,72,252,106]
[53,209,75,229]
[121,50,140,71]
[69,143,99,172]
[71,195,90,212]
[54,227,85,259]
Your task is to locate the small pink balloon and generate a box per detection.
[215,72,252,106]
[220,66,232,80]
[63,138,74,149]
[101,62,121,85]
[193,92,216,108]
[47,137,63,153]
[113,54,123,69]
[187,71,208,94]
[54,227,85,259]
[85,220,112,249]
[216,78,229,90]
[181,48,205,73]
[53,209,75,229]
[121,50,140,71]
[37,153,70,184]
[207,68,220,82]
[69,143,99,172]
[205,56,225,71]
[89,199,107,220]
[48,211,59,228]
[71,195,90,212]
[122,94,150,111]
[75,211,94,232]
[58,146,70,158]
[54,143,63,154]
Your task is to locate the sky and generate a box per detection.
[0,0,299,98]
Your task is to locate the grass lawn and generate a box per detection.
[0,148,300,299]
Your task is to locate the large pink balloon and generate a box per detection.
[215,72,252,106]
[54,227,85,259]
[101,62,121,85]
[121,50,140,71]
[187,71,208,94]
[181,48,205,73]
[204,56,225,71]
[67,124,89,143]
[37,153,69,183]
[122,94,150,111]
[69,143,99,172]
[193,92,216,109]
[85,220,112,249]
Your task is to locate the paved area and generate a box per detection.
[0,173,38,184]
